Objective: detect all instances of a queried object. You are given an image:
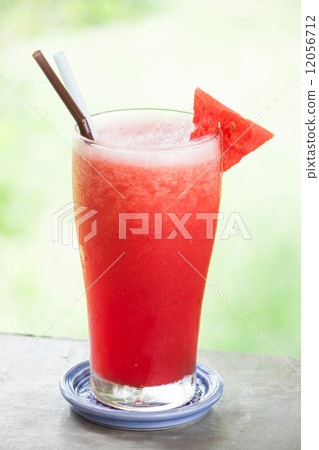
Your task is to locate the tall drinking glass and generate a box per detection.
[72,109,222,411]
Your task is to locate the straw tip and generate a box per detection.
[54,50,64,57]
[32,50,42,59]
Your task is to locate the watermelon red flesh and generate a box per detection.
[190,88,274,171]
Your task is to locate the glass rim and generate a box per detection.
[74,108,220,153]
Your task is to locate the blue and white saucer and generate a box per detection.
[60,361,223,430]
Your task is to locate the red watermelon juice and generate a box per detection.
[72,109,222,410]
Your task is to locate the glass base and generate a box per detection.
[90,369,197,412]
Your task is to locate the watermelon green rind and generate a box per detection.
[191,88,274,171]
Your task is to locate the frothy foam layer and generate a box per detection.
[94,110,195,150]
[75,110,219,167]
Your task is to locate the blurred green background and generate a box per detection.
[0,0,300,356]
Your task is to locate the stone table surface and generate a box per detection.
[0,334,300,449]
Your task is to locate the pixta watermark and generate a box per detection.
[119,212,252,240]
[51,202,98,249]
[52,205,251,247]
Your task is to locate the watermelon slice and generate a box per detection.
[190,88,274,171]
